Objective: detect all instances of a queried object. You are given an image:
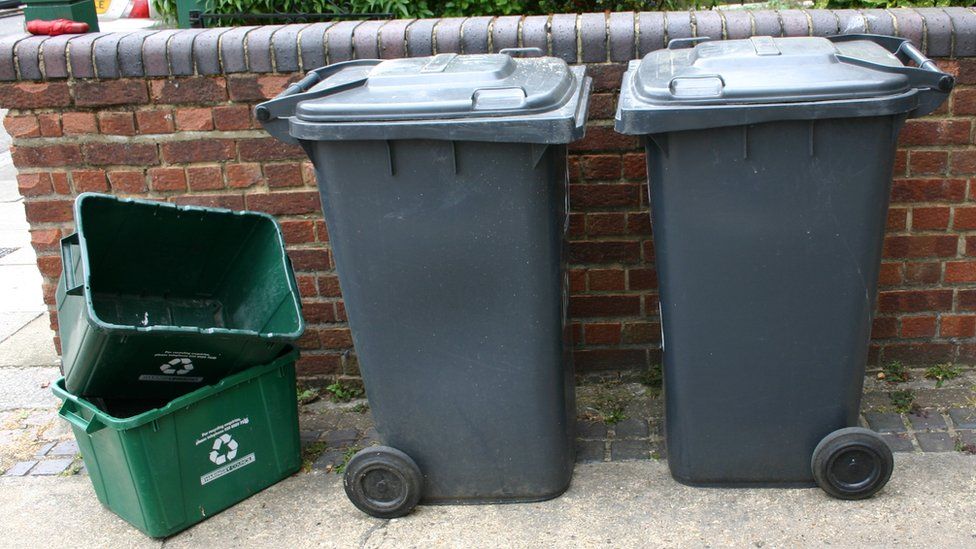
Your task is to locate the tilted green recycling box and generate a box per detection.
[52,347,302,538]
[56,193,304,400]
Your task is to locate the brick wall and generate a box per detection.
[2,8,976,382]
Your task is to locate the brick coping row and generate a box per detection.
[0,8,975,82]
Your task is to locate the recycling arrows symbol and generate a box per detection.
[209,433,239,465]
[160,357,194,375]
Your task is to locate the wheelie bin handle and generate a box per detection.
[498,47,543,57]
[58,398,104,434]
[254,59,382,143]
[827,34,954,116]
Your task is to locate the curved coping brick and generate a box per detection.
[0,9,969,82]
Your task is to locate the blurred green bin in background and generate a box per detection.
[52,347,302,538]
[56,193,305,400]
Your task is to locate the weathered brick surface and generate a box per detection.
[3,11,976,379]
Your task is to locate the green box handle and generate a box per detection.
[58,398,104,435]
[60,233,84,297]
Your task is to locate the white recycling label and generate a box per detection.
[139,350,216,383]
[197,417,255,485]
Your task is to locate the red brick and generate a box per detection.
[882,235,957,258]
[150,77,227,104]
[567,213,585,237]
[904,262,940,285]
[941,315,976,337]
[897,119,971,146]
[30,229,62,252]
[900,316,936,338]
[301,301,337,323]
[883,343,954,365]
[588,269,625,291]
[954,206,976,230]
[96,111,135,135]
[75,80,148,107]
[586,213,627,236]
[621,153,646,180]
[107,170,147,194]
[161,139,235,164]
[296,330,322,350]
[628,268,657,290]
[0,82,71,109]
[569,183,641,209]
[588,63,627,92]
[296,275,317,297]
[3,114,39,138]
[320,328,353,349]
[891,179,966,203]
[953,88,976,115]
[301,161,316,186]
[959,289,976,310]
[148,167,186,192]
[626,213,651,235]
[893,149,907,177]
[61,112,96,135]
[279,219,316,244]
[580,154,622,180]
[135,109,175,134]
[265,163,304,188]
[317,275,342,297]
[82,142,157,166]
[587,93,616,120]
[238,137,304,162]
[24,200,73,223]
[36,255,62,279]
[186,165,223,191]
[226,163,264,188]
[314,220,328,242]
[877,262,902,286]
[568,269,586,294]
[871,317,897,339]
[569,241,641,264]
[245,191,322,215]
[11,144,82,167]
[171,194,245,210]
[37,114,61,137]
[945,261,976,282]
[227,74,297,101]
[174,107,214,131]
[17,173,52,196]
[584,323,622,345]
[573,348,647,370]
[288,248,330,271]
[966,237,976,257]
[71,169,108,192]
[887,207,908,231]
[909,150,948,176]
[912,207,950,230]
[51,172,70,194]
[621,321,659,344]
[877,290,953,313]
[950,150,976,175]
[296,354,341,376]
[569,295,641,317]
[570,125,639,152]
[213,105,251,130]
[568,157,581,183]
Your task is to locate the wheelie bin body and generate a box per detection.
[615,35,953,496]
[257,50,591,513]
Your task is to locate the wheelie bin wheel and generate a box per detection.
[343,446,423,518]
[811,427,893,500]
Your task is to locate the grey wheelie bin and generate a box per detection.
[256,48,591,517]
[615,34,953,499]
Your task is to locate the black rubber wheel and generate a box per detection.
[812,427,893,500]
[343,446,423,518]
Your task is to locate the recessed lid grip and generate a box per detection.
[668,37,712,50]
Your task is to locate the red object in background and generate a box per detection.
[26,19,90,36]
[128,0,150,18]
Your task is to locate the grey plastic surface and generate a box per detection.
[616,34,952,486]
[256,53,591,144]
[616,34,954,134]
[257,53,590,504]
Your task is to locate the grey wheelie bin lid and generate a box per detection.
[615,34,955,134]
[256,48,591,144]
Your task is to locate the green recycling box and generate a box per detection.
[52,347,302,538]
[56,193,304,400]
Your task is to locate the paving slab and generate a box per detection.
[0,315,59,367]
[0,454,974,547]
[0,367,60,411]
